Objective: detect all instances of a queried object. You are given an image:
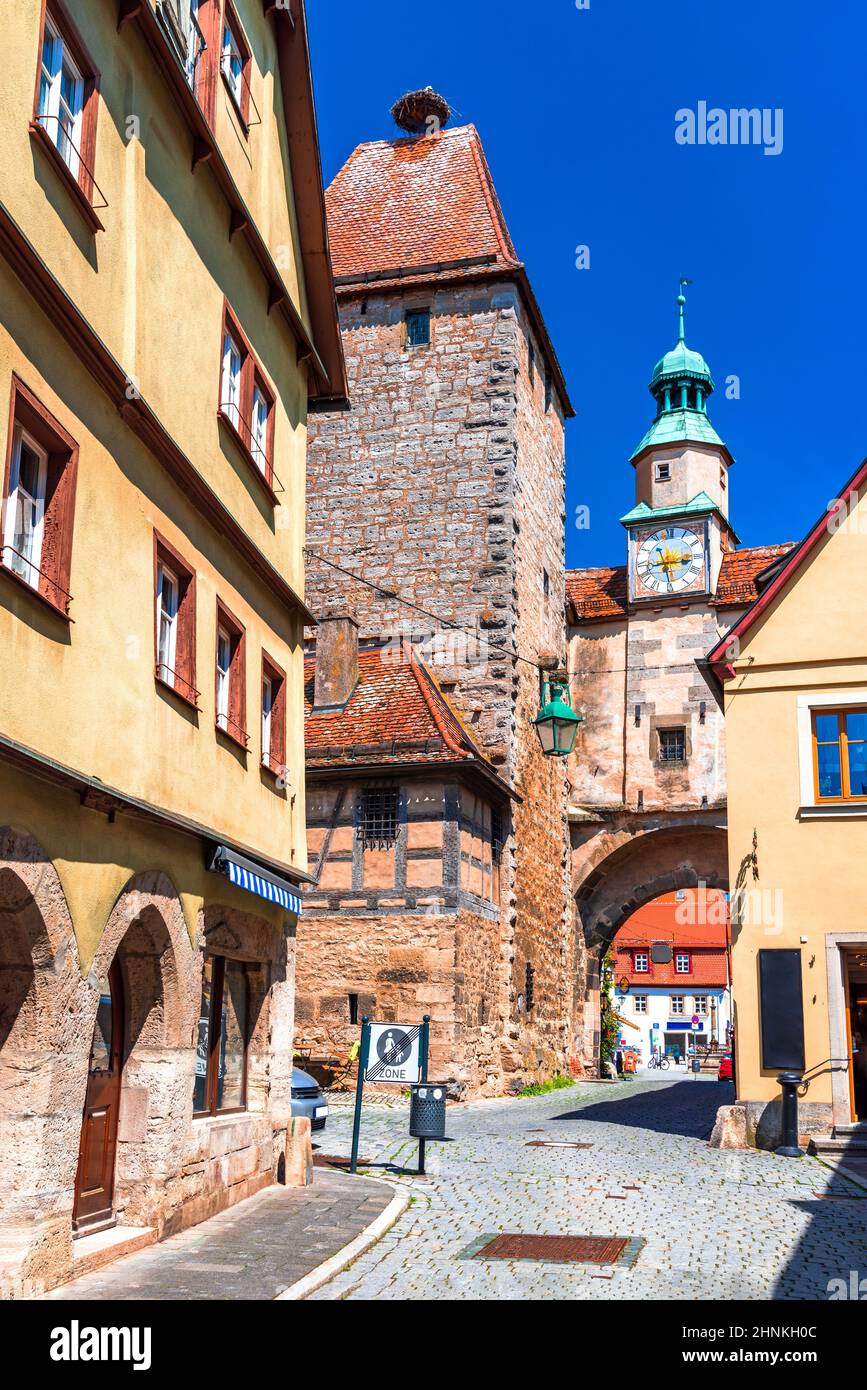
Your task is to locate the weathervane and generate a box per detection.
[677,276,693,342]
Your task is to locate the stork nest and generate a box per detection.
[390,88,452,135]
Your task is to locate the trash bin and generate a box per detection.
[409,1083,447,1139]
[692,1058,701,1074]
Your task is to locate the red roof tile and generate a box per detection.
[566,566,628,622]
[614,947,729,989]
[325,126,518,281]
[304,643,489,771]
[713,543,795,607]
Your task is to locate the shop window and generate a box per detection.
[154,533,197,706]
[215,600,247,748]
[1,376,78,616]
[193,956,250,1116]
[357,786,399,849]
[261,652,286,776]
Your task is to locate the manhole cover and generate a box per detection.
[472,1234,628,1264]
[525,1141,593,1149]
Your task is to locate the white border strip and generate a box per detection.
[274,1189,408,1301]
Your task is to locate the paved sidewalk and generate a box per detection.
[307,1077,867,1301]
[44,1168,396,1301]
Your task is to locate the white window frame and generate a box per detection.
[156,561,179,685]
[38,13,84,181]
[216,626,231,730]
[222,18,244,108]
[3,425,48,589]
[694,996,708,1016]
[797,690,867,817]
[221,332,242,432]
[262,673,273,764]
[675,953,691,974]
[670,995,685,1016]
[251,382,269,474]
[633,952,649,974]
[633,995,648,1015]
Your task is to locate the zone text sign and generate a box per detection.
[365,1023,421,1084]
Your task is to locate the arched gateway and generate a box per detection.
[571,817,729,1069]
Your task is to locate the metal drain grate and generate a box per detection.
[473,1234,628,1264]
[525,1140,593,1149]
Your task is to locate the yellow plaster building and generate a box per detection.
[0,0,345,1293]
[707,459,867,1150]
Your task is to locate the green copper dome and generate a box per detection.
[650,340,714,390]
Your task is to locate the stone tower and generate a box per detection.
[304,93,583,1082]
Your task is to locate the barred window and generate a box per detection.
[659,728,686,763]
[491,807,504,864]
[357,786,400,850]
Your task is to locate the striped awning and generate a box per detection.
[208,845,302,915]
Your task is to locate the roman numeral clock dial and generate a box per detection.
[634,526,705,597]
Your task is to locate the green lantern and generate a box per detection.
[533,679,583,757]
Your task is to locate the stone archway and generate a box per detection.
[83,872,198,1233]
[571,818,729,1070]
[0,827,88,1295]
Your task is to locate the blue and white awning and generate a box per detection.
[208,845,302,915]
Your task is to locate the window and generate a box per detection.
[215,601,247,747]
[634,994,648,1014]
[659,728,686,763]
[694,996,708,1016]
[675,952,691,974]
[670,995,685,1016]
[655,462,671,482]
[32,3,101,220]
[348,993,359,1026]
[633,952,649,974]
[812,708,867,802]
[543,568,550,599]
[491,806,504,865]
[405,309,431,348]
[357,786,399,849]
[193,955,250,1116]
[221,2,251,126]
[544,368,553,413]
[219,305,276,492]
[154,534,197,705]
[261,653,286,777]
[2,376,79,616]
[528,341,535,387]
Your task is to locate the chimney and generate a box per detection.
[313,613,359,710]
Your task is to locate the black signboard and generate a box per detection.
[758,949,805,1071]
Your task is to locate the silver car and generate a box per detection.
[291,1065,329,1131]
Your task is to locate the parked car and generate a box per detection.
[291,1066,329,1131]
[718,1054,734,1081]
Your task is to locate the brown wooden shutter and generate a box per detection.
[230,626,246,741]
[175,569,197,700]
[8,378,78,615]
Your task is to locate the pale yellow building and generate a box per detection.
[0,0,345,1293]
[707,460,867,1149]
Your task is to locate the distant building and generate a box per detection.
[612,891,732,1063]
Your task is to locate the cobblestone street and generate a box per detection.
[309,1077,867,1301]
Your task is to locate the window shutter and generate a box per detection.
[39,447,77,613]
[176,568,197,697]
[230,626,246,739]
[272,668,286,767]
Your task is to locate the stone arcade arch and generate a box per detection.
[0,827,87,1295]
[571,819,729,1069]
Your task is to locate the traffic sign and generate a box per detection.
[364,1022,421,1084]
[692,1015,700,1027]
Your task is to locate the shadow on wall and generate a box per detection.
[549,1079,732,1140]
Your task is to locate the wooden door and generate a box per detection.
[73,958,124,1231]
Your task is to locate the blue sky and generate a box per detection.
[307,0,865,569]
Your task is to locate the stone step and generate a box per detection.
[809,1134,867,1155]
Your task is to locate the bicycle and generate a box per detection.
[648,1052,670,1070]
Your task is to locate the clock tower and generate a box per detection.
[623,283,736,602]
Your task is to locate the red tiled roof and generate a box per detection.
[614,947,729,989]
[304,643,487,770]
[566,545,794,622]
[713,543,795,607]
[325,125,518,281]
[565,566,628,622]
[615,892,728,949]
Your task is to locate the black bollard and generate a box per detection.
[776,1072,805,1157]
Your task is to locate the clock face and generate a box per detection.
[634,525,706,597]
